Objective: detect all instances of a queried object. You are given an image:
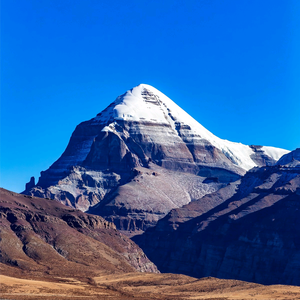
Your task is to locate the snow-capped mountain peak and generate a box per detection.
[95,84,289,172]
[24,83,289,220]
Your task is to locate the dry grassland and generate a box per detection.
[1,273,300,300]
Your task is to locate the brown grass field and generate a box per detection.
[1,272,300,300]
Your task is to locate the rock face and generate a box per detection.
[134,149,300,285]
[23,84,289,233]
[0,188,158,278]
[25,176,35,191]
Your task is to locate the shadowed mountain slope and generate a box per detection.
[134,149,300,285]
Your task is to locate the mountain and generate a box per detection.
[2,186,299,299]
[133,149,300,285]
[0,188,158,279]
[23,84,289,234]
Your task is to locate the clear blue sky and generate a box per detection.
[1,0,299,193]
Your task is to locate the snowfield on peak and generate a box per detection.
[262,146,290,161]
[95,84,289,171]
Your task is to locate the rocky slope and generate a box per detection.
[0,188,158,279]
[23,84,289,233]
[134,149,300,285]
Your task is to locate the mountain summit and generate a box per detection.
[24,84,289,234]
[95,84,287,171]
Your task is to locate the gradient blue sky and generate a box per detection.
[1,0,299,193]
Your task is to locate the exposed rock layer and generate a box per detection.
[134,149,300,285]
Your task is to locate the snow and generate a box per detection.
[262,146,290,161]
[96,84,290,171]
[102,125,114,133]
